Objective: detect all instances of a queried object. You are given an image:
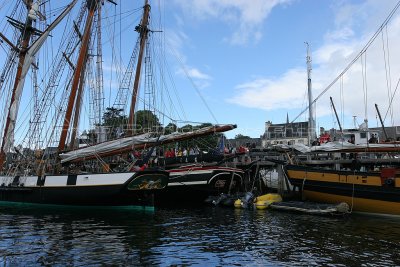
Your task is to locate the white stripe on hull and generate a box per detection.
[168,181,208,186]
[169,170,214,177]
[0,172,136,187]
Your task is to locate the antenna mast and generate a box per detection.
[305,42,316,145]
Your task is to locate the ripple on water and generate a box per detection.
[0,206,400,265]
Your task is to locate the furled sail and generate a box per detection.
[60,124,236,163]
[274,141,400,153]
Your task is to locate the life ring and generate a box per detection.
[384,178,395,186]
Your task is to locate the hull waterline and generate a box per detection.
[284,165,400,216]
[0,170,169,207]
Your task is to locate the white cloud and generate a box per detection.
[185,67,211,80]
[173,0,292,45]
[176,66,212,89]
[324,27,354,41]
[165,29,189,59]
[228,68,307,109]
[228,1,400,128]
[162,28,208,89]
[162,20,213,89]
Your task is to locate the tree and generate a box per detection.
[235,133,251,139]
[101,107,127,139]
[133,110,161,133]
[179,124,193,133]
[102,107,127,127]
[101,108,162,137]
[164,123,177,134]
[177,123,219,151]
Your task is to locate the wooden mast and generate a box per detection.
[58,0,98,152]
[0,0,35,168]
[128,0,150,133]
[69,64,87,150]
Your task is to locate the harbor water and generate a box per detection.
[0,204,399,266]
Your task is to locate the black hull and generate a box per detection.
[0,185,154,206]
[0,170,169,207]
[158,167,244,205]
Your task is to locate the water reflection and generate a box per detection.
[0,205,399,266]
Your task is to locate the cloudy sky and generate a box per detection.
[156,0,400,138]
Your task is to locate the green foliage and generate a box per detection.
[102,108,162,137]
[100,107,221,150]
[102,107,127,127]
[101,107,127,139]
[179,124,193,133]
[235,133,251,139]
[134,110,161,133]
[177,123,218,151]
[164,123,177,134]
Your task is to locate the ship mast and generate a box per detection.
[0,1,35,168]
[69,65,87,150]
[305,42,316,145]
[128,0,151,133]
[58,0,99,152]
[0,0,77,169]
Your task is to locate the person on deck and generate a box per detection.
[238,146,246,154]
[369,134,378,144]
[349,135,355,144]
[177,148,183,157]
[164,149,170,158]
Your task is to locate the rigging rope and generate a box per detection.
[381,26,394,126]
[291,0,400,124]
[340,76,344,130]
[168,44,219,124]
[383,75,400,123]
[361,53,368,123]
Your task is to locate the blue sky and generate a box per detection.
[153,0,400,138]
[2,0,400,146]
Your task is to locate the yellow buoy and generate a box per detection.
[255,200,272,210]
[254,193,282,203]
[234,199,242,208]
[254,194,282,210]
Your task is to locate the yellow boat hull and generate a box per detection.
[285,165,400,216]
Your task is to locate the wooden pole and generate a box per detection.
[128,0,150,133]
[58,1,97,151]
[0,0,34,168]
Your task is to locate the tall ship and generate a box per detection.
[0,0,242,207]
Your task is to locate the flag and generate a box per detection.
[218,134,225,153]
